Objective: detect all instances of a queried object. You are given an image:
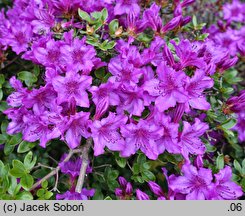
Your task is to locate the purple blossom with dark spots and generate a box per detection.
[120,119,163,160]
[169,164,213,200]
[144,62,188,112]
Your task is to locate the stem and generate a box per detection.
[75,138,93,193]
[30,148,82,191]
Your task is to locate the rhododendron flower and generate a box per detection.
[59,154,92,178]
[136,189,150,200]
[210,166,243,200]
[226,90,245,113]
[56,188,95,200]
[7,76,28,107]
[60,36,99,74]
[52,71,92,107]
[184,69,214,111]
[33,38,63,68]
[6,22,32,54]
[90,82,120,120]
[115,177,133,200]
[178,118,208,160]
[144,62,188,112]
[169,164,213,200]
[108,58,142,85]
[148,181,166,200]
[62,111,91,149]
[120,119,163,160]
[114,0,140,16]
[22,108,62,148]
[223,0,245,23]
[91,112,127,156]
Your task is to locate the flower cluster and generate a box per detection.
[0,0,244,200]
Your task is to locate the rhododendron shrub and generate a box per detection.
[0,0,244,200]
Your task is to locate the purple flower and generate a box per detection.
[144,62,188,112]
[120,119,163,160]
[52,71,92,108]
[59,154,92,178]
[115,177,133,200]
[91,112,127,156]
[114,0,140,16]
[169,164,213,200]
[210,166,243,200]
[60,36,99,74]
[108,58,142,85]
[23,84,57,111]
[226,90,245,114]
[33,38,63,68]
[117,84,149,116]
[62,112,91,149]
[56,188,95,200]
[233,111,245,142]
[7,76,28,107]
[223,0,245,23]
[185,69,214,111]
[4,107,29,135]
[170,40,207,70]
[7,22,33,54]
[90,82,120,120]
[22,107,62,148]
[151,112,180,154]
[148,181,166,200]
[136,189,150,200]
[141,3,162,32]
[178,118,208,160]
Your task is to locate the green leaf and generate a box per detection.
[7,176,18,196]
[17,141,37,153]
[132,163,140,175]
[0,89,3,101]
[101,8,108,22]
[192,15,197,27]
[10,160,26,178]
[37,188,46,197]
[234,160,242,174]
[1,120,8,134]
[7,133,22,146]
[78,9,91,22]
[108,170,119,181]
[109,19,119,35]
[220,118,237,130]
[104,196,112,200]
[44,191,53,199]
[0,134,7,144]
[137,33,153,43]
[24,151,37,170]
[115,156,127,168]
[17,71,37,87]
[4,143,15,155]
[0,74,5,87]
[142,170,155,182]
[41,180,48,189]
[216,154,224,170]
[16,191,33,200]
[20,173,34,190]
[137,154,146,165]
[94,67,106,79]
[197,33,209,41]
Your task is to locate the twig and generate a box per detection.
[75,138,93,193]
[30,148,82,191]
[94,164,112,169]
[51,171,60,193]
